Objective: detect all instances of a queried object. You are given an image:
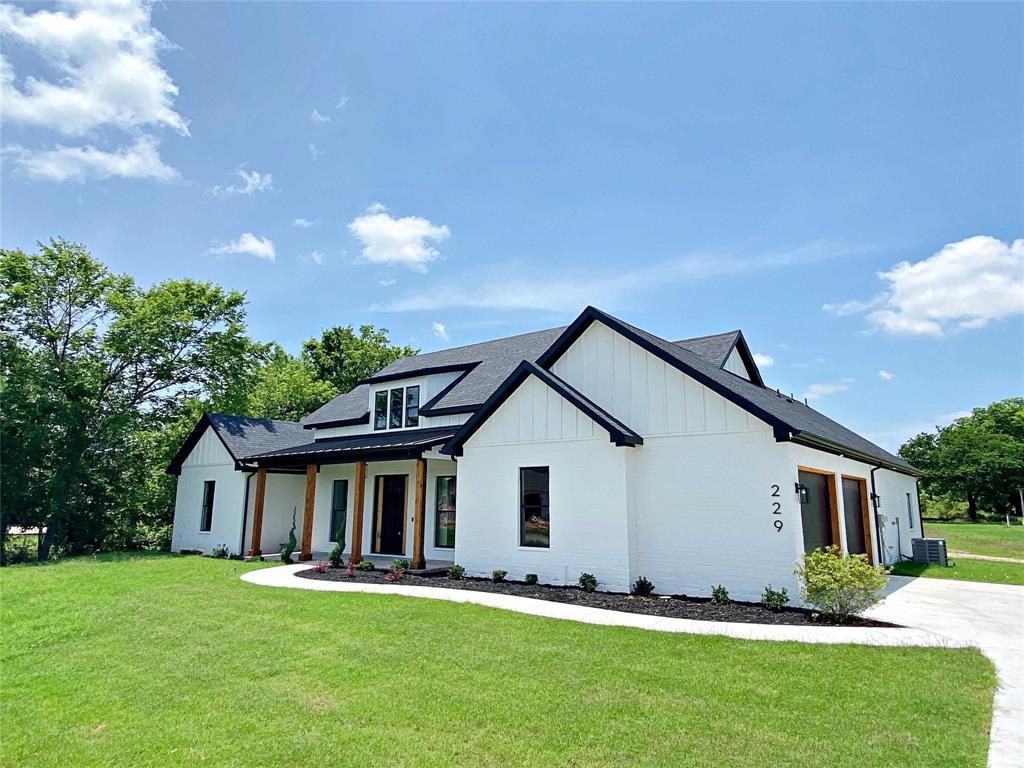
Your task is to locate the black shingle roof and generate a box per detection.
[166,413,308,474]
[248,425,459,465]
[674,330,740,366]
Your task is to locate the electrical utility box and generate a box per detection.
[911,538,948,567]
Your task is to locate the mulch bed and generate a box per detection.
[294,567,898,627]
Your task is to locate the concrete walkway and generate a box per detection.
[242,565,1021,767]
[866,576,1024,768]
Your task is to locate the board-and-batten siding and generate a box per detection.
[181,428,233,467]
[722,347,750,380]
[469,375,596,446]
[551,322,764,436]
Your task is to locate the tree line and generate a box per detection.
[899,398,1024,521]
[1,240,415,563]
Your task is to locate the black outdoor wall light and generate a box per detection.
[795,483,809,504]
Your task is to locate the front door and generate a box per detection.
[373,475,407,555]
[798,469,837,553]
[841,476,873,563]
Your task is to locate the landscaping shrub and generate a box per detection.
[328,531,344,567]
[447,564,466,580]
[279,508,298,564]
[356,560,375,571]
[343,561,358,578]
[178,549,202,556]
[795,546,888,619]
[491,569,507,583]
[385,567,406,583]
[631,576,655,597]
[313,560,328,574]
[524,573,538,585]
[761,584,789,611]
[711,584,730,604]
[210,544,229,559]
[391,559,411,571]
[578,572,598,592]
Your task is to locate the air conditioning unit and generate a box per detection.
[912,538,948,567]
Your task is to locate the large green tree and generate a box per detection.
[1,240,256,560]
[302,324,416,394]
[246,344,336,421]
[900,398,1024,520]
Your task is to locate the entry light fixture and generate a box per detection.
[795,483,809,505]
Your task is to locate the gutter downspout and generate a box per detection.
[239,471,255,557]
[916,478,925,539]
[870,465,885,565]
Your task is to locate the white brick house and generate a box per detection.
[168,306,921,601]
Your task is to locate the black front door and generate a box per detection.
[373,475,406,555]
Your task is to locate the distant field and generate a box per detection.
[891,558,1024,586]
[924,521,1024,560]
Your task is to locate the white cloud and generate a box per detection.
[349,204,451,273]
[825,236,1024,336]
[432,321,449,341]
[752,352,774,368]
[211,168,272,197]
[375,240,875,312]
[0,0,188,136]
[379,278,397,287]
[821,295,885,316]
[298,250,324,266]
[877,369,895,381]
[292,217,318,228]
[801,378,852,401]
[308,142,321,159]
[206,233,276,262]
[3,135,177,182]
[336,96,348,110]
[310,108,330,124]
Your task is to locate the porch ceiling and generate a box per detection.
[245,425,458,468]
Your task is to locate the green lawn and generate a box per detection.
[891,558,1024,586]
[0,555,996,768]
[923,521,1024,560]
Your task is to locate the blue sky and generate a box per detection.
[2,1,1021,451]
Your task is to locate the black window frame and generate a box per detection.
[519,466,550,549]
[434,475,456,548]
[373,390,388,431]
[405,385,420,428]
[330,479,349,543]
[389,387,404,429]
[200,480,215,532]
[906,492,914,529]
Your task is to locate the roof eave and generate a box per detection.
[785,431,922,477]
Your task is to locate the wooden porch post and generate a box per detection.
[299,464,317,561]
[411,457,427,570]
[349,460,367,564]
[248,467,267,556]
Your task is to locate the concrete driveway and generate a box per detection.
[867,576,1024,768]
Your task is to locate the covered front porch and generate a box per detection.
[241,427,459,570]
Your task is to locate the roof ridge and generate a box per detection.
[673,329,741,344]
[400,325,568,359]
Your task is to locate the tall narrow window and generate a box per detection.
[389,388,403,429]
[330,479,349,543]
[405,385,420,428]
[520,467,550,548]
[906,492,914,529]
[200,480,215,532]
[435,476,456,548]
[374,391,388,431]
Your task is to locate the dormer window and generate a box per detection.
[374,385,420,431]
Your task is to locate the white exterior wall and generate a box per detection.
[722,347,750,380]
[171,429,247,555]
[242,472,306,554]
[456,375,632,591]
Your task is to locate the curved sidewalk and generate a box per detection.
[241,563,963,648]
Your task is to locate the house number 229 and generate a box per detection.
[769,485,783,531]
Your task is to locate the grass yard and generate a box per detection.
[923,521,1024,560]
[0,554,995,768]
[891,558,1024,586]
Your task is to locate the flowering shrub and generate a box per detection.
[795,546,888,619]
[711,585,730,604]
[385,567,406,583]
[491,569,507,583]
[578,572,598,592]
[343,561,358,578]
[631,576,655,597]
[313,560,328,574]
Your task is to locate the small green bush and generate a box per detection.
[279,508,298,564]
[356,559,375,571]
[711,584,730,604]
[631,576,655,597]
[328,534,344,568]
[761,584,789,611]
[578,572,598,592]
[491,569,507,583]
[795,546,889,619]
[447,564,466,580]
[391,558,411,571]
[524,573,538,585]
